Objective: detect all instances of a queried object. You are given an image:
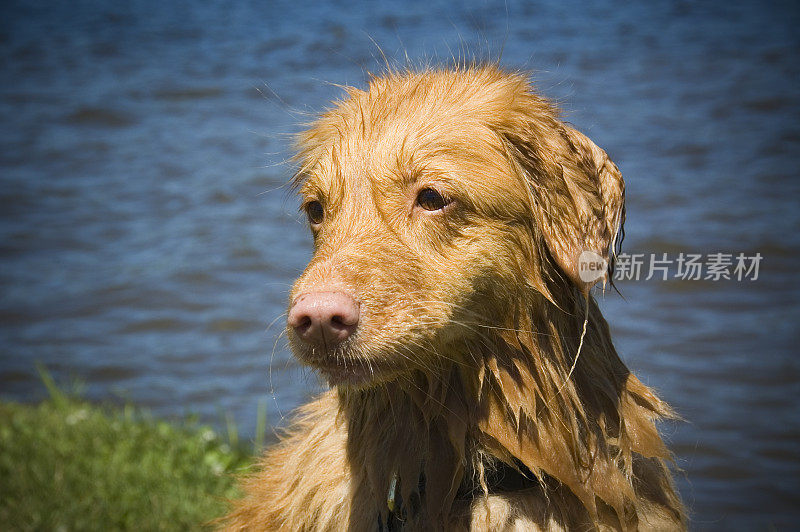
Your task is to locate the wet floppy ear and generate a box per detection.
[505,123,625,294]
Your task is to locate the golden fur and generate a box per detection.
[222,65,685,531]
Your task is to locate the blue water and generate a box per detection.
[1,1,798,528]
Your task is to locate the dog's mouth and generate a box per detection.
[312,357,376,387]
[292,343,404,388]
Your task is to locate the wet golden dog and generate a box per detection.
[223,65,685,530]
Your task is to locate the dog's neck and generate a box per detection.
[336,294,682,529]
[339,368,478,528]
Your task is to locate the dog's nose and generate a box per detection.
[288,292,360,346]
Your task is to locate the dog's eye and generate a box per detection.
[416,188,450,211]
[305,201,324,225]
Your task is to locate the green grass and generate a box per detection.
[0,368,256,531]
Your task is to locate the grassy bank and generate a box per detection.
[0,370,255,531]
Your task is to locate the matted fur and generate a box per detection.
[222,65,685,531]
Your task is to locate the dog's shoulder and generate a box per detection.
[221,391,354,530]
[457,486,681,532]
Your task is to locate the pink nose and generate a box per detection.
[288,292,360,346]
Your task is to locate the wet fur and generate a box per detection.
[222,65,685,530]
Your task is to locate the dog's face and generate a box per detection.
[286,68,624,387]
[290,110,533,386]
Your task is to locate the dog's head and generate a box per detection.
[286,66,624,387]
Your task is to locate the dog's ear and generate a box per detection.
[505,123,625,294]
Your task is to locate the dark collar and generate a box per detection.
[380,460,552,531]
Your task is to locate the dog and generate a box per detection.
[223,65,685,531]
